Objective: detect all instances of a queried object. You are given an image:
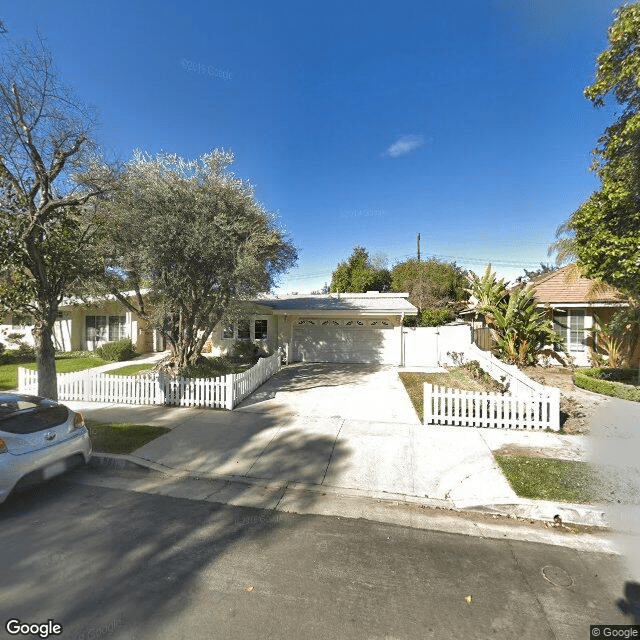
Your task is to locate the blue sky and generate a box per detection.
[2,0,621,292]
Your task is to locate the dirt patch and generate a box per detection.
[521,366,606,435]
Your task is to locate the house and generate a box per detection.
[0,291,163,354]
[208,292,418,365]
[461,264,638,367]
[530,265,637,367]
[2,291,418,366]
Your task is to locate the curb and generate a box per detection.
[88,453,611,530]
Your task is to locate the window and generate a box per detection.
[109,315,127,341]
[237,320,250,341]
[569,311,586,352]
[254,319,268,340]
[553,310,585,352]
[86,315,125,342]
[222,325,234,339]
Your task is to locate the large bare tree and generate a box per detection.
[0,37,116,398]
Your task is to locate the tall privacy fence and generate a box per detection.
[424,342,560,431]
[18,351,281,410]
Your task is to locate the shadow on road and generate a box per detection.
[0,402,349,639]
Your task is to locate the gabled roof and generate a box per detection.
[529,265,626,305]
[253,292,418,315]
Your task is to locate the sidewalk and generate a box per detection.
[66,397,610,533]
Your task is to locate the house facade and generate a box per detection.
[0,292,159,354]
[462,265,638,367]
[530,266,637,367]
[208,292,418,365]
[2,291,419,366]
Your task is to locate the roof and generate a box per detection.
[528,265,627,305]
[253,292,418,315]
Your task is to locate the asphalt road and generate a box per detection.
[1,471,638,640]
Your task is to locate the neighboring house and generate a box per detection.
[208,292,418,365]
[530,265,636,367]
[0,291,161,354]
[461,264,638,367]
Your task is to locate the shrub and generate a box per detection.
[0,344,35,364]
[96,338,136,362]
[574,368,640,402]
[419,308,453,326]
[230,340,270,363]
[181,356,236,378]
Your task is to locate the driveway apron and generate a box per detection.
[128,363,517,507]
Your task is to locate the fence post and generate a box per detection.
[424,383,432,426]
[226,373,235,410]
[549,388,560,431]
[18,367,25,392]
[83,369,91,402]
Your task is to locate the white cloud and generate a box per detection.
[384,134,426,158]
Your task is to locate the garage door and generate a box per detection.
[293,318,400,364]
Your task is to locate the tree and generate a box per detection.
[0,37,115,398]
[466,265,560,366]
[97,150,297,373]
[465,264,508,313]
[330,246,390,293]
[515,262,558,284]
[390,258,468,326]
[553,4,640,299]
[489,287,561,366]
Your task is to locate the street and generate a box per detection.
[0,469,637,640]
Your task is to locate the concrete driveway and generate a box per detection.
[236,363,420,423]
[100,363,518,510]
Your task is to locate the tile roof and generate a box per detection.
[253,292,418,314]
[529,265,627,304]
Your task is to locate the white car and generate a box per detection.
[0,393,92,503]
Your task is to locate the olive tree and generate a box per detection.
[98,150,297,373]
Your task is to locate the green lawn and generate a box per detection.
[86,420,171,454]
[106,363,153,376]
[399,368,500,422]
[495,455,600,503]
[0,353,109,391]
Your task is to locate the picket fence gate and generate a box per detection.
[423,383,560,431]
[17,351,281,410]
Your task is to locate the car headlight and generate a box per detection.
[0,437,7,453]
[73,412,85,429]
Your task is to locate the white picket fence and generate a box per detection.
[17,351,281,410]
[423,383,560,430]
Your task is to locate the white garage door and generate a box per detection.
[293,317,400,364]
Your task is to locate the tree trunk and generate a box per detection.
[33,314,58,400]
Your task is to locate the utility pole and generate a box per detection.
[417,233,421,261]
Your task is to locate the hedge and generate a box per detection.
[574,368,640,402]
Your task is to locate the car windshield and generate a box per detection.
[0,396,69,434]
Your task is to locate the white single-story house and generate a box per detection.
[2,291,419,365]
[208,292,418,365]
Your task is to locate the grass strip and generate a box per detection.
[495,455,599,503]
[86,420,171,454]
